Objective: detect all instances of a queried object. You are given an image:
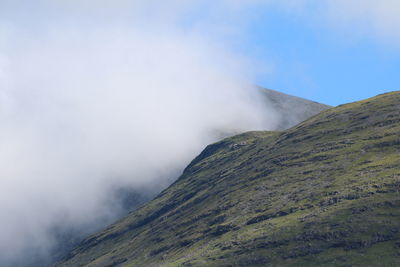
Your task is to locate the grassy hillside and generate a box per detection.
[36,88,328,267]
[59,92,400,266]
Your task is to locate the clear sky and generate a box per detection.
[237,5,400,106]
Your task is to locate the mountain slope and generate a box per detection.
[59,92,400,266]
[37,88,329,267]
[260,88,330,130]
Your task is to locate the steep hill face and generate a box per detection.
[59,92,400,266]
[29,88,329,267]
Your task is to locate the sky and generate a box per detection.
[177,0,400,106]
[2,1,400,105]
[238,2,400,106]
[0,0,399,265]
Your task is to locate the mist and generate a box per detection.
[0,1,281,265]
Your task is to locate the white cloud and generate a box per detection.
[212,0,400,47]
[323,0,400,45]
[0,1,278,265]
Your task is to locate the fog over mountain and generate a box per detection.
[0,1,334,266]
[58,91,400,267]
[0,2,276,266]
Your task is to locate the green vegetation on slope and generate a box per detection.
[59,92,400,267]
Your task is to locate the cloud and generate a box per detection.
[208,0,400,47]
[0,1,279,265]
[322,0,400,45]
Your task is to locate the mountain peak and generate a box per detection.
[260,88,331,130]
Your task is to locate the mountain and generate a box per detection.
[58,91,400,266]
[260,88,330,130]
[7,88,327,267]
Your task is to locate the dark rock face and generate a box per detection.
[59,92,400,267]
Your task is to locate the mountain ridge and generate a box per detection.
[11,88,329,267]
[58,92,400,266]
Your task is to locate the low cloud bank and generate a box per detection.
[0,2,278,265]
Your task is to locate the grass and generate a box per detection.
[58,91,400,266]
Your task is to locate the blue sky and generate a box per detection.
[176,1,400,106]
[244,8,400,106]
[187,1,400,107]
